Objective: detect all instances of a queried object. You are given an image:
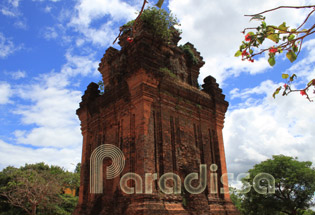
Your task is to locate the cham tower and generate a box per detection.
[74,13,239,215]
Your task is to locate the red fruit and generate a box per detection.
[127,37,133,43]
[269,47,277,53]
[245,33,252,41]
[242,50,248,56]
[284,84,288,88]
[312,79,315,85]
[300,90,306,96]
[250,59,254,62]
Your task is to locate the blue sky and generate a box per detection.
[0,0,315,187]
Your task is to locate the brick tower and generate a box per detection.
[74,20,239,215]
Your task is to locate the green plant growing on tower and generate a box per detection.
[160,67,177,79]
[114,4,181,43]
[179,44,199,65]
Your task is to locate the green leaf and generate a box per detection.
[288,34,295,41]
[250,15,265,21]
[155,0,165,8]
[291,28,296,32]
[286,50,297,63]
[273,86,282,99]
[307,79,315,86]
[249,49,253,54]
[290,74,297,82]
[235,50,242,57]
[282,74,289,79]
[248,32,255,36]
[268,56,276,66]
[267,33,279,43]
[293,45,298,53]
[266,26,275,34]
[278,22,288,32]
[257,37,264,44]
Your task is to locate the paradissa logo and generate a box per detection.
[90,144,275,195]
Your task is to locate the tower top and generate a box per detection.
[98,8,205,91]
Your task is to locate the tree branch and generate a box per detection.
[297,8,315,30]
[112,0,148,44]
[132,0,148,37]
[245,5,315,17]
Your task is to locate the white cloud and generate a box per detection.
[15,81,80,128]
[1,0,21,17]
[0,32,23,58]
[42,26,58,40]
[224,80,315,178]
[43,24,72,45]
[12,50,99,149]
[0,32,22,58]
[8,0,20,7]
[199,54,270,85]
[13,75,82,148]
[230,80,275,100]
[61,50,99,77]
[7,70,26,79]
[1,8,16,16]
[44,6,52,13]
[80,22,117,46]
[286,38,315,86]
[68,0,138,46]
[14,19,27,29]
[32,0,61,2]
[0,82,12,104]
[15,126,82,148]
[70,0,135,27]
[0,140,81,171]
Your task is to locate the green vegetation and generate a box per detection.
[236,5,315,101]
[160,67,177,78]
[0,163,80,215]
[123,7,181,41]
[97,80,105,95]
[122,20,135,30]
[179,44,199,65]
[231,155,315,215]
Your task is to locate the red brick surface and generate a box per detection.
[74,24,239,215]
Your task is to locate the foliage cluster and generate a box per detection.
[0,163,80,215]
[235,5,315,101]
[97,80,105,95]
[160,67,177,78]
[230,155,315,215]
[179,44,199,65]
[235,6,315,66]
[273,73,315,101]
[123,7,181,41]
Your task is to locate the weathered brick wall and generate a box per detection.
[73,23,239,215]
